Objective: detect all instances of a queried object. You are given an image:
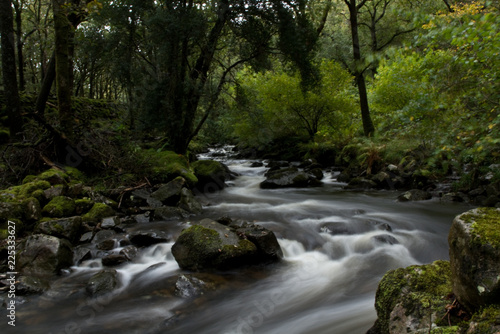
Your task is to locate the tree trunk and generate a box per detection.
[168,0,230,154]
[35,51,56,114]
[52,0,74,138]
[346,0,375,136]
[13,0,25,92]
[0,0,24,139]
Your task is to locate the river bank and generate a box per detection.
[0,148,477,333]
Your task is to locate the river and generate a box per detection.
[1,148,472,334]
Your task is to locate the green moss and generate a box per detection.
[38,168,70,184]
[468,305,500,333]
[42,196,76,218]
[374,260,453,333]
[466,208,500,248]
[142,149,198,186]
[0,229,8,240]
[430,326,459,334]
[74,198,94,215]
[22,175,37,184]
[82,203,115,222]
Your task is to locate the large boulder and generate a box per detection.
[192,160,233,192]
[260,167,320,189]
[397,189,432,202]
[448,207,500,312]
[171,219,282,271]
[151,177,186,205]
[17,234,73,278]
[35,216,82,243]
[367,260,455,334]
[41,196,76,218]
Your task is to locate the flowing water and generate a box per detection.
[2,148,473,334]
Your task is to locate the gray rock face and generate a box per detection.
[171,219,282,271]
[151,177,186,205]
[35,216,82,243]
[18,234,73,278]
[448,207,500,312]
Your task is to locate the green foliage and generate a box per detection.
[369,2,500,176]
[231,60,358,148]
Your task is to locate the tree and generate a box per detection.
[0,0,24,139]
[344,0,375,136]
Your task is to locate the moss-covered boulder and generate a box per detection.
[465,305,500,333]
[448,207,500,312]
[82,203,115,223]
[42,196,76,218]
[172,219,282,271]
[368,260,455,334]
[192,159,233,192]
[142,149,198,187]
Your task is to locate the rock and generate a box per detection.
[43,185,65,200]
[440,192,467,203]
[345,177,377,190]
[250,162,264,167]
[16,275,50,295]
[192,160,233,192]
[129,230,170,247]
[372,234,399,245]
[397,189,432,202]
[42,196,76,218]
[18,234,73,278]
[0,202,24,221]
[93,230,116,243]
[234,223,283,263]
[86,269,119,297]
[367,260,454,334]
[97,239,116,250]
[151,177,186,205]
[73,246,92,265]
[448,207,500,312]
[119,245,138,261]
[260,167,314,189]
[102,254,128,266]
[174,274,213,299]
[171,219,282,271]
[74,198,94,215]
[35,216,83,243]
[101,216,120,229]
[464,306,500,333]
[154,206,190,220]
[82,203,115,223]
[318,222,351,235]
[177,188,202,214]
[23,197,42,222]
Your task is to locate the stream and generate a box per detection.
[2,147,473,334]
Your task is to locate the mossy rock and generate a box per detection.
[449,208,500,312]
[464,305,500,333]
[371,260,454,334]
[192,160,231,191]
[142,149,198,187]
[42,196,76,218]
[82,203,115,222]
[75,198,95,215]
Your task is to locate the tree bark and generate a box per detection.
[0,0,24,139]
[35,51,56,114]
[345,0,375,136]
[13,0,25,92]
[52,0,74,138]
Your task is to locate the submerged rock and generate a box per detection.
[260,167,320,189]
[86,269,119,297]
[448,207,500,312]
[129,230,170,247]
[171,219,282,271]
